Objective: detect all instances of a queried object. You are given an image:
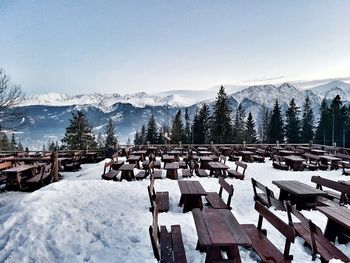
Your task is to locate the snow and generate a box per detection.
[0,158,349,262]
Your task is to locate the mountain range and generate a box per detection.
[15,80,350,150]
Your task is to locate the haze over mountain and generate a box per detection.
[15,81,350,149]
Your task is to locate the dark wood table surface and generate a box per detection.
[192,208,252,262]
[283,155,305,171]
[272,180,328,210]
[118,163,136,181]
[127,155,141,169]
[311,149,327,155]
[199,151,213,156]
[279,150,294,156]
[200,156,213,169]
[4,164,37,189]
[208,162,229,177]
[178,180,207,213]
[162,155,175,168]
[165,162,179,180]
[316,206,350,243]
[239,151,254,162]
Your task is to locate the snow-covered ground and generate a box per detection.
[0,157,349,263]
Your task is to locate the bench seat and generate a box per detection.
[135,170,148,180]
[227,170,244,180]
[181,169,192,178]
[102,170,119,180]
[205,192,228,209]
[241,224,292,263]
[252,155,265,163]
[178,161,187,169]
[155,191,169,213]
[196,169,209,177]
[206,177,233,210]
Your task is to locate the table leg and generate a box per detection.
[324,219,338,243]
[205,247,222,263]
[226,245,242,263]
[278,189,289,201]
[179,195,184,207]
[183,195,203,213]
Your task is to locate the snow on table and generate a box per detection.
[0,158,349,263]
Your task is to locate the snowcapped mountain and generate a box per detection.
[21,92,195,112]
[15,80,350,149]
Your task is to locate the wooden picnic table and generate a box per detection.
[278,150,294,156]
[220,147,231,156]
[283,155,305,171]
[192,208,252,262]
[127,155,141,169]
[198,151,213,156]
[239,151,254,162]
[200,156,213,170]
[197,147,208,151]
[245,146,256,152]
[273,180,328,210]
[208,162,229,177]
[316,206,350,244]
[320,155,341,170]
[118,163,136,181]
[311,149,327,155]
[164,162,179,180]
[178,180,207,213]
[132,150,147,161]
[272,146,284,151]
[161,155,174,168]
[209,155,219,162]
[4,164,37,189]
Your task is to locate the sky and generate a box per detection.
[0,0,350,96]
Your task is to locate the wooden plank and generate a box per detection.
[192,208,211,247]
[171,225,187,263]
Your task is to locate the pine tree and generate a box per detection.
[285,99,301,143]
[105,118,118,148]
[258,105,270,143]
[17,141,23,151]
[146,115,158,144]
[315,98,331,145]
[245,111,257,144]
[269,99,284,143]
[330,95,347,146]
[301,95,314,143]
[96,132,104,148]
[0,132,10,151]
[192,103,210,144]
[140,125,147,144]
[184,109,191,144]
[10,133,17,151]
[171,110,184,143]
[61,110,97,150]
[134,130,141,145]
[211,86,232,143]
[232,103,246,143]
[48,141,56,150]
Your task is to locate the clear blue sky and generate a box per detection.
[1,0,349,95]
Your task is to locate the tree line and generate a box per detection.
[133,86,350,148]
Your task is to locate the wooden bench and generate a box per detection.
[193,160,209,177]
[101,159,119,180]
[241,201,295,263]
[272,154,289,170]
[311,176,350,205]
[148,174,169,213]
[286,202,350,262]
[206,177,233,209]
[227,161,247,180]
[251,178,285,211]
[26,163,53,189]
[149,161,162,179]
[341,160,350,175]
[251,154,265,163]
[149,205,187,263]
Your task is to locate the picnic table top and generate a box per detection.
[178,180,206,195]
[303,153,321,160]
[198,151,213,155]
[162,155,175,160]
[167,150,181,155]
[239,150,254,155]
[197,147,208,151]
[132,150,147,154]
[279,150,294,155]
[272,180,328,197]
[319,155,341,161]
[311,149,327,154]
[118,163,136,171]
[127,155,141,161]
[192,208,252,247]
[316,206,350,229]
[3,164,37,173]
[272,146,284,150]
[200,156,213,162]
[208,162,229,170]
[283,155,305,162]
[164,163,179,170]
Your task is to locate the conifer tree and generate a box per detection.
[330,95,347,146]
[268,99,284,143]
[192,103,210,144]
[0,132,10,150]
[285,98,301,143]
[96,132,104,148]
[258,105,270,143]
[315,98,331,145]
[211,86,232,143]
[171,110,184,143]
[134,130,141,145]
[61,110,97,150]
[184,109,191,144]
[10,133,17,151]
[301,95,314,143]
[17,141,23,151]
[245,111,257,144]
[105,118,118,148]
[146,115,158,144]
[232,104,246,143]
[140,125,147,144]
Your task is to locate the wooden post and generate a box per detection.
[52,150,59,182]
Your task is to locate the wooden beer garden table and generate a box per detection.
[161,155,174,168]
[178,180,207,213]
[283,155,305,171]
[316,206,350,244]
[320,155,341,170]
[272,180,328,210]
[164,162,179,180]
[311,149,327,155]
[118,163,136,181]
[192,208,252,262]
[4,164,37,189]
[132,150,147,161]
[200,156,213,170]
[239,151,254,162]
[208,162,229,177]
[198,151,213,156]
[127,155,141,169]
[279,150,294,156]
